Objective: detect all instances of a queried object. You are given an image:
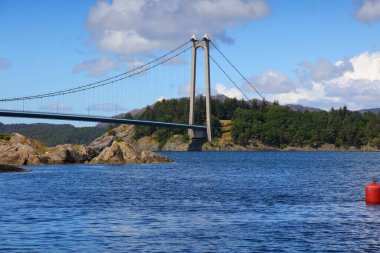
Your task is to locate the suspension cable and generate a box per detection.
[209,54,251,101]
[210,41,265,100]
[0,40,192,102]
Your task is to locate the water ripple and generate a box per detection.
[0,152,380,252]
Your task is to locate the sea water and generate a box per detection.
[1,152,379,252]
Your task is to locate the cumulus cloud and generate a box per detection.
[87,103,125,112]
[214,83,243,100]
[356,0,380,22]
[86,0,270,57]
[257,51,380,110]
[297,58,353,82]
[0,57,11,70]
[73,55,117,77]
[248,71,295,93]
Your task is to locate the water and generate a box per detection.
[1,152,380,252]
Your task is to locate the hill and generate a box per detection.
[357,108,380,114]
[2,97,380,151]
[0,123,106,147]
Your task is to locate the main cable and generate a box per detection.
[210,41,265,100]
[209,54,251,101]
[0,40,192,102]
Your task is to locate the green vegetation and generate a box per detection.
[0,133,12,141]
[134,96,380,149]
[232,104,380,149]
[134,97,225,144]
[0,123,106,147]
[2,97,380,150]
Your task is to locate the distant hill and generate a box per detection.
[357,108,380,114]
[285,104,323,113]
[0,123,106,147]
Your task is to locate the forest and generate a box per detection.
[134,96,380,149]
[2,96,380,149]
[0,123,106,147]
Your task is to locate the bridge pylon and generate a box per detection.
[188,34,212,142]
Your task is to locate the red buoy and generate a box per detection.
[365,179,380,204]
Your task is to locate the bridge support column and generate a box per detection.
[188,34,212,142]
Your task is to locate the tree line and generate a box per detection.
[134,96,380,149]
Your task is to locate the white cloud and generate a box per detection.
[342,51,380,81]
[73,55,117,77]
[356,0,380,22]
[248,71,295,93]
[297,58,353,82]
[259,51,380,110]
[0,57,11,70]
[155,96,165,103]
[214,83,243,100]
[267,82,340,106]
[86,0,270,57]
[87,103,125,112]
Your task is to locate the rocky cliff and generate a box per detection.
[0,133,171,165]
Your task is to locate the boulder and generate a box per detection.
[46,144,98,163]
[162,135,189,151]
[0,133,45,165]
[89,135,115,153]
[89,125,135,152]
[140,150,172,163]
[135,136,161,151]
[89,141,140,164]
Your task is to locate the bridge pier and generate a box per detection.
[188,34,212,142]
[187,129,208,151]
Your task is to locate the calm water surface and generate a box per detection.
[1,152,380,252]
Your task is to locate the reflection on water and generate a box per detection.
[0,152,380,252]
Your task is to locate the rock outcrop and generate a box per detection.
[162,135,190,151]
[0,133,45,165]
[89,141,140,164]
[89,141,170,164]
[0,133,171,165]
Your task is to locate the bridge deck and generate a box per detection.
[0,109,207,130]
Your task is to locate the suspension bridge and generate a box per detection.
[0,35,263,141]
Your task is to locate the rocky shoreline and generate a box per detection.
[89,125,379,152]
[0,128,375,167]
[0,133,171,166]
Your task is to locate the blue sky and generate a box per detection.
[1,0,380,125]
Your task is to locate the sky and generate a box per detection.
[1,0,380,125]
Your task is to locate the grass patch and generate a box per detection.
[0,133,13,141]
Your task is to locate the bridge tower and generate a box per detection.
[188,34,212,141]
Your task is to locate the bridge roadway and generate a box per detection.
[0,109,207,130]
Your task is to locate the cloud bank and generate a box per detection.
[356,0,380,22]
[86,0,269,56]
[214,83,243,100]
[73,55,116,77]
[247,51,380,110]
